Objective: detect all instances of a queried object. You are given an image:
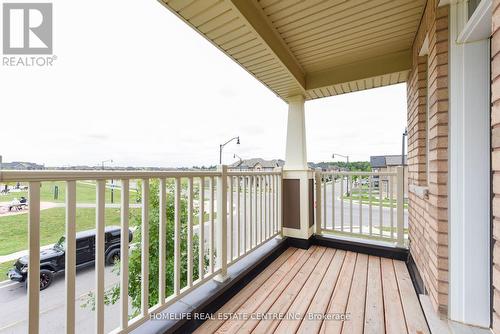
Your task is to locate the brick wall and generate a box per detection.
[492,1,500,332]
[407,0,449,315]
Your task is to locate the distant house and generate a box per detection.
[370,155,408,197]
[230,158,284,171]
[1,161,45,170]
[370,155,407,170]
[308,162,344,172]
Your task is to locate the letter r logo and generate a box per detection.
[3,3,52,55]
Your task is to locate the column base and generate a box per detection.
[213,274,231,283]
[281,169,314,241]
[286,235,314,249]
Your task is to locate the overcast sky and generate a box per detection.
[0,0,407,168]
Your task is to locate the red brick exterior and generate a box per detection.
[407,0,449,315]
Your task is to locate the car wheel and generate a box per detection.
[106,249,120,265]
[39,269,53,290]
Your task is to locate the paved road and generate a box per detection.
[321,180,408,234]
[0,265,126,333]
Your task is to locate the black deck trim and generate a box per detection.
[406,253,426,295]
[286,235,313,249]
[312,235,409,261]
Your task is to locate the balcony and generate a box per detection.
[0,167,413,333]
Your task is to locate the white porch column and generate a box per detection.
[282,95,314,246]
[284,95,308,170]
[448,0,491,327]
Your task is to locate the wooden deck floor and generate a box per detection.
[195,246,429,334]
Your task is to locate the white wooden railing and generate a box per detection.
[0,167,282,334]
[314,167,407,247]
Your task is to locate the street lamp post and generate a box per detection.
[233,153,243,163]
[332,153,350,195]
[101,159,113,170]
[219,136,240,164]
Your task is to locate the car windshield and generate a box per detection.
[54,236,65,250]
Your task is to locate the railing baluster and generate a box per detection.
[243,176,247,255]
[141,179,149,317]
[199,177,205,280]
[259,175,266,244]
[390,174,394,240]
[250,176,254,250]
[236,176,241,257]
[28,181,40,334]
[158,179,166,304]
[323,174,327,231]
[331,173,335,230]
[209,176,215,274]
[379,177,383,237]
[265,175,268,239]
[187,177,194,287]
[96,180,105,334]
[349,175,353,233]
[229,176,233,261]
[279,173,283,236]
[263,175,267,239]
[268,175,271,238]
[340,175,344,231]
[315,172,322,235]
[174,177,181,295]
[396,166,405,247]
[359,175,363,234]
[254,176,257,246]
[65,181,76,334]
[369,176,373,236]
[272,175,275,235]
[121,179,130,330]
[215,166,228,281]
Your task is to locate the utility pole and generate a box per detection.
[219,136,240,164]
[332,153,350,195]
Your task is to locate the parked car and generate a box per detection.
[7,226,133,290]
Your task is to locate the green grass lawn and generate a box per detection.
[0,181,140,204]
[341,192,408,209]
[0,207,140,256]
[0,261,13,281]
[380,226,409,233]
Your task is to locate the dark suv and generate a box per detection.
[7,226,133,290]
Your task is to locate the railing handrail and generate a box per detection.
[227,170,282,176]
[320,171,397,176]
[0,169,283,182]
[0,170,221,182]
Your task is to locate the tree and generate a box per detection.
[83,179,207,315]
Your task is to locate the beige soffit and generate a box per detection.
[160,0,426,101]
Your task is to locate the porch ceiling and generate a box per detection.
[161,0,426,101]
